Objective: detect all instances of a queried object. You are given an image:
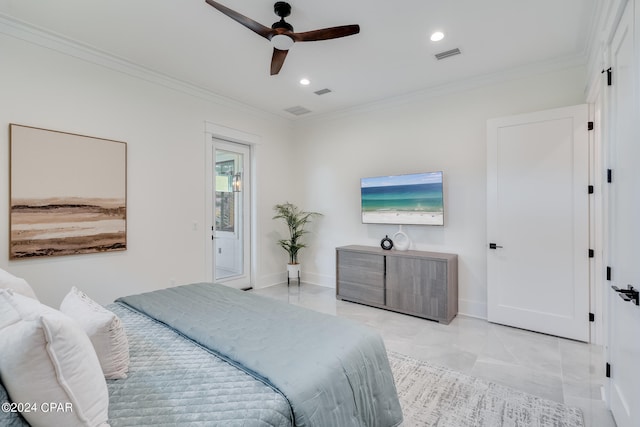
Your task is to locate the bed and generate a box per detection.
[1,282,403,426]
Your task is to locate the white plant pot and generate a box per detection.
[287,263,301,281]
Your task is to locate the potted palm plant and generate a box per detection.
[273,202,322,283]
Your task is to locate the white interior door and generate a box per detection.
[487,104,589,341]
[606,3,640,425]
[212,139,251,289]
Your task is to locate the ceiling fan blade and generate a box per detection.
[290,24,360,42]
[205,0,275,39]
[271,48,289,75]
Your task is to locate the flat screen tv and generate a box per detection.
[361,171,444,225]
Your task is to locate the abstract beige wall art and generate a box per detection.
[9,124,127,259]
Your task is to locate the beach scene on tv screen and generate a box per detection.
[361,172,444,225]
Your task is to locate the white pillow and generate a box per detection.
[60,287,129,379]
[0,268,37,300]
[0,289,110,427]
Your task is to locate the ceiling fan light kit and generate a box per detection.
[205,0,360,75]
[271,34,294,50]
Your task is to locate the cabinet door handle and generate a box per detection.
[489,243,503,250]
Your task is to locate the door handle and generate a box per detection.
[612,285,639,306]
[489,243,503,249]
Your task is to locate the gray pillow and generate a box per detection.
[0,379,30,427]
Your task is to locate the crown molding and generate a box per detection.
[0,13,290,124]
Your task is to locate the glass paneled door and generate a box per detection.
[213,139,251,288]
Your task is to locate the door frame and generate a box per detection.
[588,79,606,346]
[204,121,259,288]
[586,1,640,422]
[601,1,640,423]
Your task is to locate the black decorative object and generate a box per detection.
[380,235,394,250]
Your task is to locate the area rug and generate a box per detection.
[388,352,584,427]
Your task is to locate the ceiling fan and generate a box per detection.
[205,0,360,75]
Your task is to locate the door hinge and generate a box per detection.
[606,362,611,378]
[588,121,594,131]
[607,169,613,183]
[602,67,612,86]
[588,185,594,194]
[606,266,612,281]
[589,249,595,258]
[589,312,595,322]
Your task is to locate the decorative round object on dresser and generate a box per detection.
[393,229,410,251]
[380,235,394,250]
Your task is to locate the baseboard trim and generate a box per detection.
[458,298,487,320]
[300,271,335,288]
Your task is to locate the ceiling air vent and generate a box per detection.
[435,48,461,60]
[314,88,332,96]
[284,106,312,116]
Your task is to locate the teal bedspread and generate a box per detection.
[106,303,293,426]
[116,282,403,427]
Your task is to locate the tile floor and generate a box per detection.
[251,283,617,427]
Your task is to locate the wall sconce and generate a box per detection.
[232,172,242,192]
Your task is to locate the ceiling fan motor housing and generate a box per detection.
[272,20,293,32]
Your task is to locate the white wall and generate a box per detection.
[0,20,591,320]
[0,32,294,307]
[293,65,588,318]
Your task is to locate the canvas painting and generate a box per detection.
[9,124,127,259]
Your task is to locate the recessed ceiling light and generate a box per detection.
[300,78,311,86]
[430,31,445,42]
